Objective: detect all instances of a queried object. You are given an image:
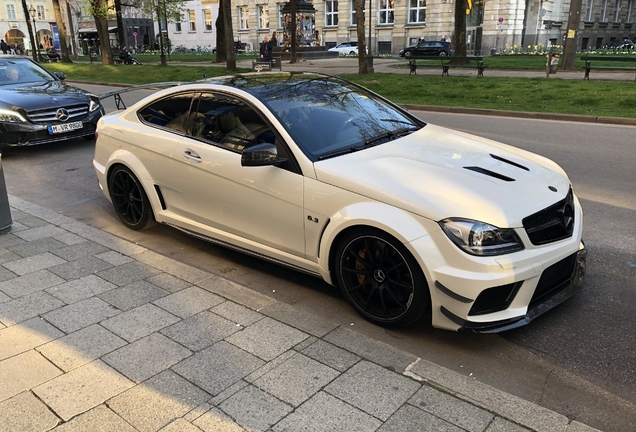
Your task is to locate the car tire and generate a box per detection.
[108,165,156,230]
[349,51,356,55]
[334,228,430,327]
[404,51,412,58]
[439,52,447,56]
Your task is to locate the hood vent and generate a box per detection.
[490,154,530,171]
[463,166,515,182]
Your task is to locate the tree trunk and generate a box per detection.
[221,0,236,70]
[453,0,467,56]
[20,0,38,62]
[290,0,297,64]
[114,0,126,49]
[355,0,368,74]
[94,0,113,65]
[52,0,72,62]
[215,3,226,63]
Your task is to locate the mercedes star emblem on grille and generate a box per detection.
[55,108,70,122]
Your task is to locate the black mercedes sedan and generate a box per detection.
[0,56,103,147]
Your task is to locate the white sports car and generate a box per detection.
[94,73,586,332]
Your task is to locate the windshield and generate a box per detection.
[0,59,54,86]
[227,74,425,160]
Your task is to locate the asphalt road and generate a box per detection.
[2,83,635,431]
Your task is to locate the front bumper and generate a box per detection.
[0,108,103,146]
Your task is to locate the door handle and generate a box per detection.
[183,150,202,163]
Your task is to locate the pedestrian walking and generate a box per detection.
[0,39,8,54]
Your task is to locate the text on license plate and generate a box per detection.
[48,121,83,134]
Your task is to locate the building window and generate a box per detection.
[600,0,608,21]
[278,4,284,28]
[408,0,426,24]
[6,4,16,20]
[174,13,182,32]
[350,2,356,25]
[258,5,269,29]
[325,1,338,26]
[628,0,634,22]
[613,0,621,21]
[37,5,45,19]
[239,6,249,30]
[204,9,212,31]
[188,10,196,31]
[378,0,394,24]
[585,0,594,21]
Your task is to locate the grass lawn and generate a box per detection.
[43,62,636,118]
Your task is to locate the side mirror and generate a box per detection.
[54,71,66,81]
[241,143,286,167]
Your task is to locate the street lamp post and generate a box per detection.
[28,5,42,61]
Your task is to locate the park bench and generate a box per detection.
[252,56,282,72]
[582,55,636,82]
[406,56,485,76]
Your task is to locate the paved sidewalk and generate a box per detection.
[0,196,601,432]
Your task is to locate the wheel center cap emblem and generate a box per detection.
[55,108,69,122]
[128,192,135,202]
[373,269,386,283]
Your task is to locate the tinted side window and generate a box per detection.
[138,92,195,133]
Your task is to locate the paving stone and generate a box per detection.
[323,326,419,373]
[48,256,115,280]
[51,241,110,262]
[43,297,121,333]
[259,301,339,338]
[52,404,137,432]
[301,339,361,372]
[0,391,60,431]
[161,310,241,351]
[145,273,192,293]
[486,417,532,431]
[209,380,249,407]
[0,350,62,401]
[134,249,212,284]
[96,261,163,286]
[197,277,275,311]
[253,353,340,407]
[0,269,64,298]
[38,324,127,372]
[193,407,246,432]
[95,251,134,266]
[219,385,292,431]
[325,361,421,421]
[103,332,192,382]
[8,198,74,226]
[225,317,308,361]
[0,249,21,265]
[7,237,66,258]
[2,252,66,276]
[377,404,464,432]
[98,280,169,311]
[158,418,202,432]
[0,233,25,248]
[7,221,27,232]
[244,351,296,384]
[0,266,16,284]
[59,222,147,256]
[294,335,318,351]
[153,286,224,319]
[0,317,64,361]
[13,225,67,242]
[33,360,134,421]
[0,290,9,304]
[46,275,118,304]
[0,291,65,326]
[101,303,181,342]
[172,341,265,396]
[272,391,381,432]
[14,216,49,228]
[565,421,603,432]
[52,232,87,246]
[210,301,265,327]
[108,370,210,432]
[9,208,29,221]
[408,384,494,432]
[183,402,213,423]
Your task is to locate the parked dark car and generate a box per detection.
[399,41,453,57]
[0,56,103,147]
[604,39,634,50]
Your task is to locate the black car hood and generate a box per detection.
[0,80,91,111]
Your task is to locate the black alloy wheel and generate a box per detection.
[335,229,429,327]
[404,51,412,58]
[108,165,156,230]
[439,51,447,56]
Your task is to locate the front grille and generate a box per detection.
[27,104,89,124]
[469,282,523,316]
[531,253,577,305]
[523,188,575,245]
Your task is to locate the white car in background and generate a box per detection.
[94,73,586,332]
[328,42,362,55]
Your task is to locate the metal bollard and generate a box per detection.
[0,154,12,233]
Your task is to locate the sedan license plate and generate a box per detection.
[48,121,83,135]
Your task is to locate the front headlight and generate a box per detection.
[440,218,524,256]
[89,99,101,112]
[0,108,27,123]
